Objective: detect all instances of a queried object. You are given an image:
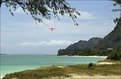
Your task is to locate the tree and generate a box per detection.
[0,0,80,25]
[112,0,121,23]
[107,50,121,60]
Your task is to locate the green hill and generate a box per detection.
[58,37,102,56]
[96,18,121,50]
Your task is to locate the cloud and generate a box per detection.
[58,10,97,20]
[18,40,75,47]
[77,11,97,20]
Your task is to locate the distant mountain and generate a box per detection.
[96,18,121,50]
[66,37,102,50]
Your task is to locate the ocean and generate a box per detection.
[0,55,106,77]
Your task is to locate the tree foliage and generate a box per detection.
[57,48,112,56]
[107,50,121,60]
[113,0,121,23]
[0,0,80,25]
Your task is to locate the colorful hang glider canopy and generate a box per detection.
[49,28,55,31]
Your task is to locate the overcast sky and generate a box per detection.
[1,1,119,55]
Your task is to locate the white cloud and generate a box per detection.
[58,10,97,20]
[18,40,75,47]
[77,11,97,20]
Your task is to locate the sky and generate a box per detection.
[0,0,119,55]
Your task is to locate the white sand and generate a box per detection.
[50,74,121,79]
[67,56,107,58]
[0,76,4,79]
[69,74,121,79]
[97,62,116,65]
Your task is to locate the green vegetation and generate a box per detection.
[3,66,70,79]
[58,48,111,56]
[58,48,121,61]
[107,50,121,60]
[88,63,94,69]
[3,61,121,79]
[113,0,121,23]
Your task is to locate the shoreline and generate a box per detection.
[2,62,121,79]
[2,60,121,79]
[60,55,107,58]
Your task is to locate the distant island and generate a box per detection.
[0,54,7,55]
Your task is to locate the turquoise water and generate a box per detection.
[0,55,106,76]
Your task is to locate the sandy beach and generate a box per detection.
[49,75,121,79]
[61,55,107,58]
[97,62,116,65]
[70,74,121,79]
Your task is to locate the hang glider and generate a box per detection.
[49,28,55,31]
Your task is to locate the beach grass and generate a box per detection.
[3,60,121,79]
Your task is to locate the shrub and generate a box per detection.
[107,50,121,60]
[88,63,94,69]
